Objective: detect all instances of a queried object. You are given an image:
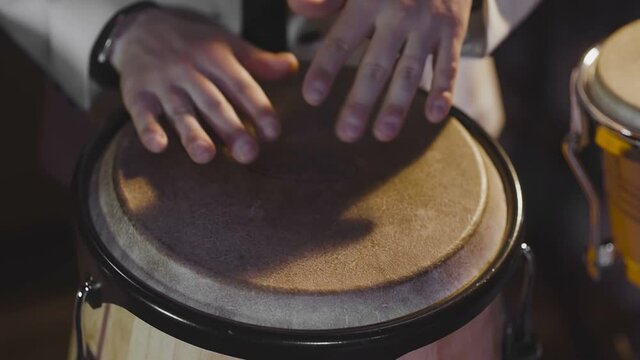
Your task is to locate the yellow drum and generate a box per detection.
[563,20,640,286]
[71,67,537,359]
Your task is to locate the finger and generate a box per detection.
[335,27,406,142]
[373,34,431,142]
[158,89,216,164]
[183,71,259,164]
[199,51,281,141]
[303,3,375,106]
[287,0,346,18]
[122,90,168,153]
[425,31,463,123]
[233,40,299,81]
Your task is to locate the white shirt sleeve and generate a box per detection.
[0,0,241,110]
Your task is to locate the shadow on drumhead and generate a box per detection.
[113,67,445,293]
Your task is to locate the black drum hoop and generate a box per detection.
[72,103,524,360]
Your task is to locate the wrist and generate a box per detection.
[90,2,159,87]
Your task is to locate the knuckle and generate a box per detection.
[183,131,203,146]
[449,59,459,77]
[361,62,390,83]
[226,78,251,97]
[398,63,422,90]
[443,15,461,28]
[324,35,351,56]
[434,13,463,32]
[434,68,456,91]
[397,0,419,14]
[126,92,156,115]
[163,91,193,118]
[192,46,218,66]
[139,124,158,138]
[166,61,191,78]
[165,104,192,119]
[201,96,226,115]
[346,101,369,117]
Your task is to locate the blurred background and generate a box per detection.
[1,1,640,359]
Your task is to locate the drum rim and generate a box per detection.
[577,45,640,144]
[73,104,524,359]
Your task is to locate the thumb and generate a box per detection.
[235,42,299,81]
[287,0,346,18]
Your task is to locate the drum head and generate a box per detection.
[86,67,511,331]
[590,19,640,134]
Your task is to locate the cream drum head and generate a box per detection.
[590,19,640,134]
[74,66,524,359]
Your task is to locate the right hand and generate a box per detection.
[111,8,298,164]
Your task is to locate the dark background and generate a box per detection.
[1,1,640,359]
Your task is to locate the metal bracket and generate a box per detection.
[503,243,543,360]
[562,69,615,280]
[74,277,102,360]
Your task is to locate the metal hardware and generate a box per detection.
[503,243,542,360]
[74,278,101,360]
[563,67,616,280]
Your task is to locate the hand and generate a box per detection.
[289,0,472,142]
[111,8,298,164]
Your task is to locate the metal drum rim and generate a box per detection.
[576,45,640,146]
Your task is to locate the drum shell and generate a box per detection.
[68,297,504,360]
[71,107,525,359]
[574,91,640,285]
[600,141,640,284]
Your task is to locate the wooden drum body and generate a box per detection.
[564,20,640,286]
[69,299,504,360]
[72,66,532,359]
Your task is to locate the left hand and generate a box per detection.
[289,0,472,142]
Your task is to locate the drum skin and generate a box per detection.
[71,65,524,359]
[69,298,503,360]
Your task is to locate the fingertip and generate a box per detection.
[303,80,328,106]
[425,94,452,123]
[279,52,299,74]
[335,119,363,143]
[243,51,298,80]
[336,128,359,143]
[269,52,300,79]
[190,140,217,164]
[232,136,259,164]
[373,117,401,142]
[260,115,282,141]
[142,130,168,153]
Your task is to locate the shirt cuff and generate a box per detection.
[49,0,143,110]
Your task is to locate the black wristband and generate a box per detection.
[89,1,158,87]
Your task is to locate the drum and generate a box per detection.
[70,66,537,359]
[563,20,640,286]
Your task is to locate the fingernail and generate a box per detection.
[306,81,326,105]
[430,100,447,122]
[192,142,214,164]
[145,132,167,153]
[375,117,400,141]
[261,115,280,141]
[288,58,299,73]
[232,137,258,164]
[338,115,362,143]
